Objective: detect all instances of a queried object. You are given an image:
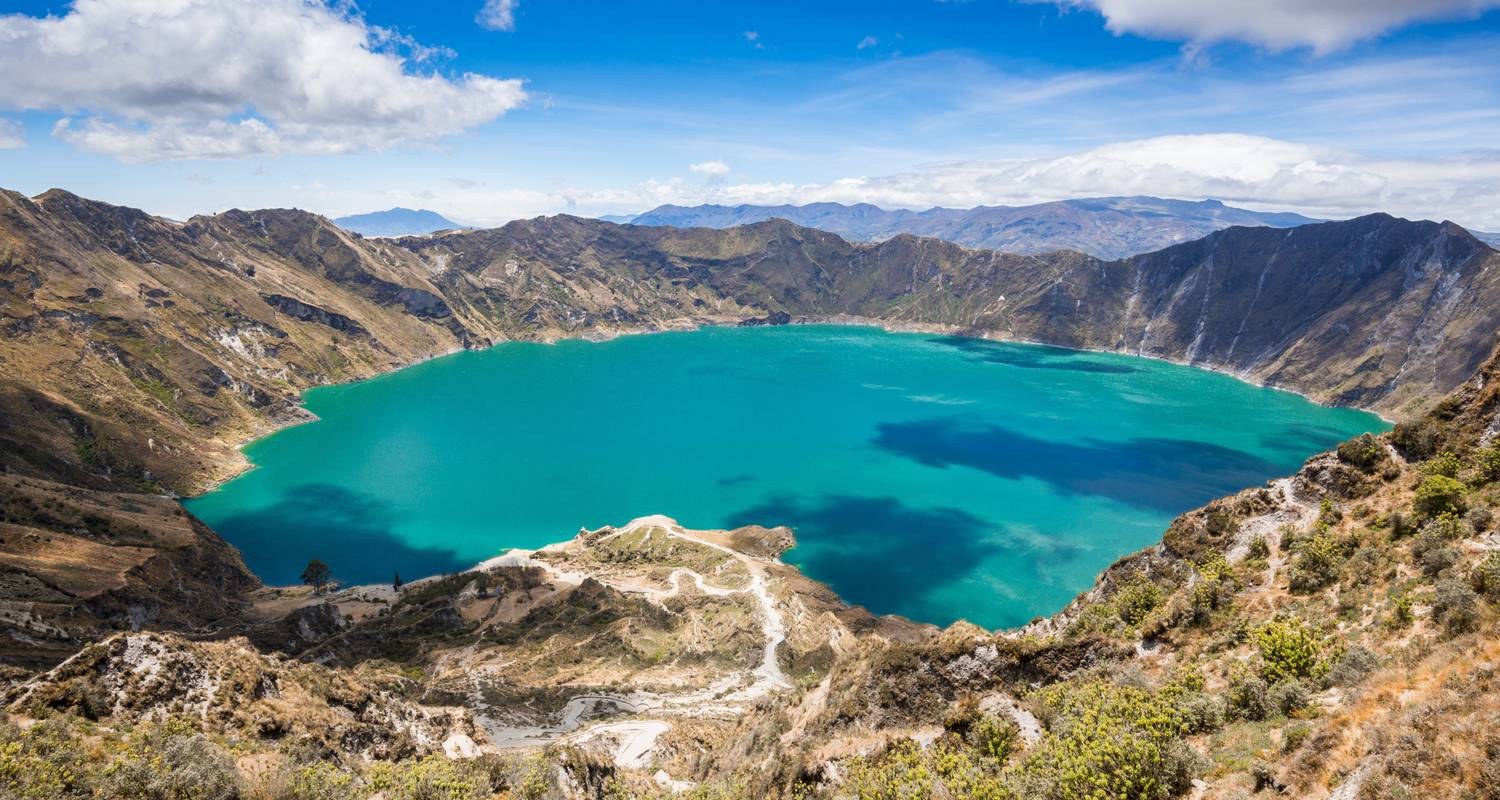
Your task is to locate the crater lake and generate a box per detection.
[186,325,1388,629]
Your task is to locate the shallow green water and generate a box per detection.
[187,325,1386,629]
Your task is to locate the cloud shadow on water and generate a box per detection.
[203,483,471,588]
[726,493,1081,626]
[873,416,1285,513]
[928,336,1139,374]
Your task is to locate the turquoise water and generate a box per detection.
[187,325,1386,629]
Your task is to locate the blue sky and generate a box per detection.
[1,0,1499,229]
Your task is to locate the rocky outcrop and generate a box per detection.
[0,474,257,667]
[7,631,479,761]
[261,293,369,336]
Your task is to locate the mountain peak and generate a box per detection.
[333,207,463,238]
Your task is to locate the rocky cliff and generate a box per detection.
[410,211,1500,415]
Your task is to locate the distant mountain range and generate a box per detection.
[618,197,1322,259]
[333,207,464,237]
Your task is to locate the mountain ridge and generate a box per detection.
[621,196,1324,258]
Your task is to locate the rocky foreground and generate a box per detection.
[6,357,1500,797]
[2,513,931,796]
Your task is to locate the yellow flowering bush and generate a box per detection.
[1252,618,1327,684]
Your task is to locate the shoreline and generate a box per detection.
[195,312,1394,499]
[189,316,1391,637]
[801,314,1398,424]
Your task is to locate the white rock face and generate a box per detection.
[442,732,482,759]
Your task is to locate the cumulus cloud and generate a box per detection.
[857,36,879,50]
[0,0,526,161]
[0,119,22,149]
[689,160,731,177]
[1043,0,1500,52]
[477,0,519,32]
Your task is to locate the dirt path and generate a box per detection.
[1225,478,1318,611]
[559,720,672,769]
[474,516,791,776]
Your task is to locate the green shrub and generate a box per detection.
[103,724,240,800]
[1476,447,1500,484]
[1226,673,1271,722]
[1282,722,1312,754]
[283,762,356,800]
[1420,451,1465,479]
[366,755,505,800]
[1247,535,1270,560]
[943,697,1019,766]
[1336,434,1384,472]
[1252,618,1327,684]
[1288,534,1345,593]
[1316,500,1342,531]
[1114,575,1164,627]
[1421,513,1471,540]
[1414,531,1461,578]
[1267,680,1309,717]
[1392,421,1439,460]
[971,716,1018,764]
[842,739,935,800]
[1065,601,1125,638]
[1468,506,1495,532]
[1189,556,1235,624]
[1345,546,1381,579]
[1326,645,1381,687]
[1432,579,1480,635]
[1177,693,1224,734]
[0,719,96,800]
[1413,475,1468,521]
[1386,593,1415,628]
[1205,510,1239,538]
[1016,680,1200,800]
[1471,552,1500,597]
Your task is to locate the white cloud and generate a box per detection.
[1044,0,1500,52]
[477,0,518,32]
[711,134,1500,229]
[400,134,1500,232]
[0,119,22,149]
[689,160,731,177]
[0,0,526,161]
[857,36,879,50]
